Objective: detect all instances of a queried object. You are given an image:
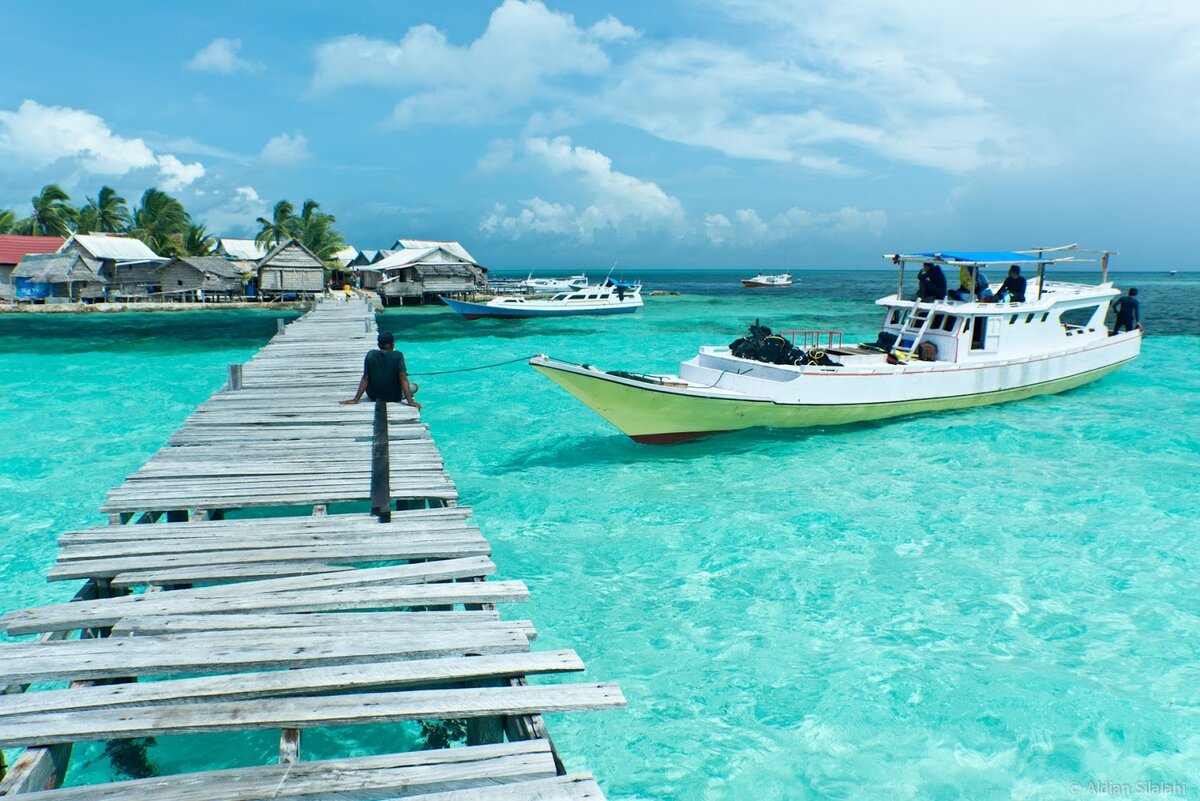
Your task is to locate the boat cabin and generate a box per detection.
[874,248,1118,364]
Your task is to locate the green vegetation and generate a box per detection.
[256,198,345,261]
[1,184,348,263]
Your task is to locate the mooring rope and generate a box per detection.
[409,355,536,376]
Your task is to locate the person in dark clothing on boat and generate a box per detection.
[341,331,421,408]
[1110,287,1141,335]
[916,262,947,301]
[995,265,1027,303]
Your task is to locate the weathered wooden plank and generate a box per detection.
[2,581,532,635]
[107,611,534,638]
[0,627,532,684]
[0,651,581,717]
[0,683,626,746]
[7,741,560,801]
[53,541,490,581]
[111,562,351,587]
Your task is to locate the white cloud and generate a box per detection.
[258,131,311,167]
[312,0,630,126]
[704,205,887,245]
[589,15,639,42]
[0,100,205,188]
[186,38,262,74]
[155,154,206,191]
[197,184,268,236]
[480,135,685,242]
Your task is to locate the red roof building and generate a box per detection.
[0,235,64,266]
[0,235,64,287]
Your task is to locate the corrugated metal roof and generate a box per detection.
[392,239,476,263]
[217,238,267,261]
[13,253,106,283]
[0,235,64,265]
[371,246,481,272]
[66,234,161,260]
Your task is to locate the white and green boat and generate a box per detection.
[531,246,1142,444]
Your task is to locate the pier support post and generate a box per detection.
[371,401,391,522]
[277,318,286,334]
[227,364,243,391]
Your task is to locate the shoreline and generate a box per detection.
[0,300,313,314]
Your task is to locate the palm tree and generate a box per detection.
[23,184,76,237]
[131,188,190,256]
[298,199,345,262]
[184,223,215,256]
[0,208,17,234]
[87,186,131,233]
[75,203,100,233]
[255,200,300,251]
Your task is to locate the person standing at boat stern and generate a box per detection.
[1110,287,1141,335]
[341,331,421,409]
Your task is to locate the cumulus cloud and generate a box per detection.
[705,205,887,245]
[0,99,204,188]
[480,135,684,242]
[155,154,206,191]
[258,131,311,167]
[196,184,269,236]
[312,0,633,125]
[186,38,262,74]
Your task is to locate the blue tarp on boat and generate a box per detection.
[917,251,1044,264]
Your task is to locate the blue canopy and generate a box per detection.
[916,251,1044,264]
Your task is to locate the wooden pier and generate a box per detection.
[0,297,624,798]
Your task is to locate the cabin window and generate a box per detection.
[931,313,944,329]
[1059,305,1100,327]
[970,317,987,350]
[1041,312,1049,322]
[552,294,567,300]
[570,294,585,300]
[587,294,599,299]
[1009,315,1018,325]
[942,315,958,332]
[889,309,903,325]
[1026,313,1036,324]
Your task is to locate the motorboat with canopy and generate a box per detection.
[531,245,1140,443]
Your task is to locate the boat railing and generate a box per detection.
[783,329,843,348]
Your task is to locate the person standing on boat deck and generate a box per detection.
[995,266,1027,303]
[1110,287,1141,335]
[917,262,947,301]
[340,331,421,409]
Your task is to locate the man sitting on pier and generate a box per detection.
[341,331,421,409]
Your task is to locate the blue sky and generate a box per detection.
[1,1,1197,269]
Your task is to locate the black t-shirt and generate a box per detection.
[1113,296,1139,322]
[363,349,407,402]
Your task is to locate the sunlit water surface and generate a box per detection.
[1,271,1197,799]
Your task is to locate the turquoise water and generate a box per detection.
[1,272,1198,799]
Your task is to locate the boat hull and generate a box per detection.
[741,280,792,287]
[530,341,1138,443]
[442,296,641,319]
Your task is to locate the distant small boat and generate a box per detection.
[742,273,793,287]
[1169,270,1179,276]
[443,280,642,319]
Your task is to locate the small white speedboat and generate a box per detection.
[742,273,793,287]
[517,274,589,293]
[443,280,642,319]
